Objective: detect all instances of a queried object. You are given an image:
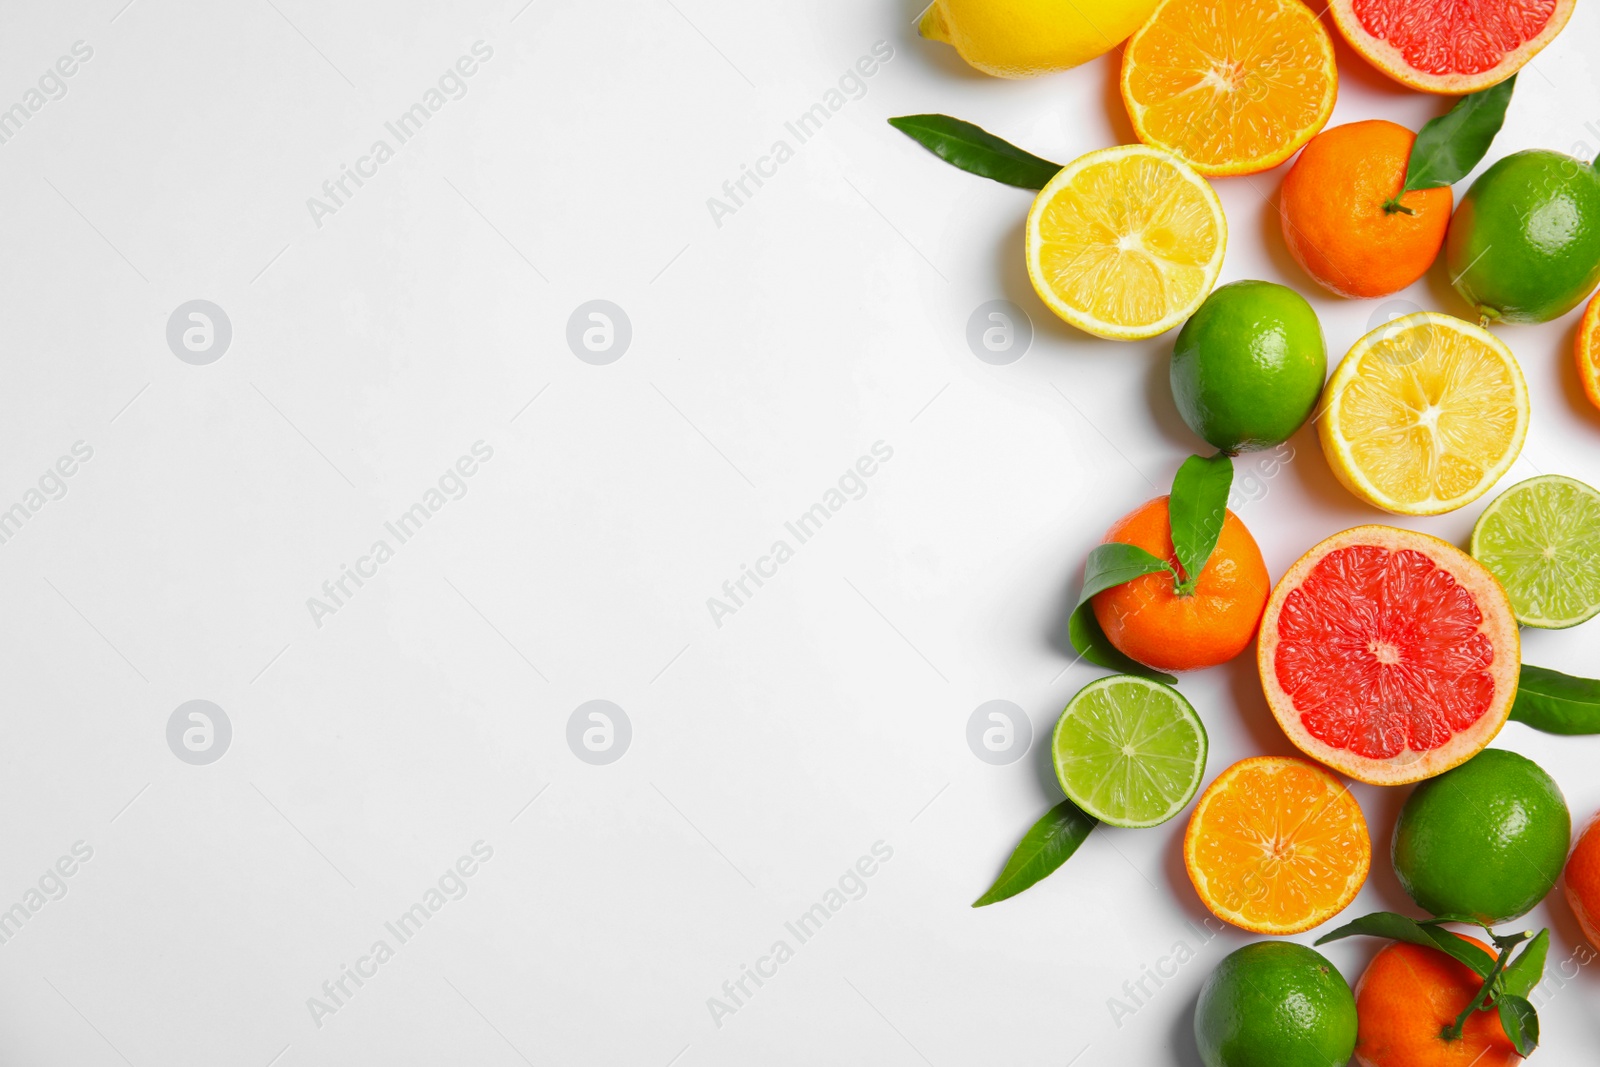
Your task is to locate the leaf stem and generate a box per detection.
[1381,196,1416,216]
[1442,940,1515,1042]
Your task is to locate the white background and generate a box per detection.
[1,1,1598,1064]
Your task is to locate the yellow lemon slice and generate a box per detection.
[1319,312,1529,516]
[1025,145,1226,341]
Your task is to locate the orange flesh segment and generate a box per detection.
[1124,0,1335,172]
[1188,758,1369,932]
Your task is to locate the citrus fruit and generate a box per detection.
[1564,810,1600,950]
[916,0,1161,78]
[1090,496,1270,672]
[1195,941,1357,1067]
[1258,525,1520,786]
[1391,748,1570,924]
[1470,475,1600,628]
[1279,120,1452,299]
[1025,145,1226,340]
[1051,675,1207,828]
[1170,280,1327,454]
[1352,937,1518,1067]
[1329,0,1574,94]
[1120,0,1336,177]
[1184,756,1371,934]
[1447,149,1600,324]
[1318,312,1528,516]
[1578,291,1600,412]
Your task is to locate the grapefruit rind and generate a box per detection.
[1328,0,1575,95]
[1183,756,1371,934]
[1258,525,1520,786]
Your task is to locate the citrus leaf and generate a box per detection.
[1065,543,1179,684]
[1079,542,1176,601]
[1168,453,1234,593]
[1497,994,1539,1056]
[1398,77,1516,197]
[972,799,1097,907]
[887,114,1062,190]
[1315,911,1494,978]
[1510,665,1600,734]
[1502,929,1549,999]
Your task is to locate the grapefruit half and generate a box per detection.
[1328,0,1575,94]
[1258,526,1519,786]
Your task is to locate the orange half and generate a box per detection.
[1121,0,1337,176]
[1579,291,1600,413]
[1183,756,1370,934]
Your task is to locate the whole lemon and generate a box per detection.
[919,0,1160,78]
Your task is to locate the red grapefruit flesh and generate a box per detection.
[1328,0,1574,94]
[1258,526,1519,786]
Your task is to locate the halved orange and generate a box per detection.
[1183,756,1370,934]
[1121,0,1337,177]
[1579,290,1600,413]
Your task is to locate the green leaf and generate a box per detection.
[1502,928,1549,998]
[1065,543,1179,684]
[1510,664,1600,734]
[972,799,1097,907]
[887,115,1062,190]
[1315,911,1494,978]
[1167,453,1234,593]
[1079,542,1177,601]
[1497,994,1539,1056]
[1389,77,1516,208]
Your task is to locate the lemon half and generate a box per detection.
[1025,144,1226,341]
[1318,312,1529,515]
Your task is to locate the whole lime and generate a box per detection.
[1446,149,1600,324]
[1170,280,1327,454]
[1392,748,1570,924]
[1194,941,1356,1067]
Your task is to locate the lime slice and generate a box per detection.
[1051,675,1207,828]
[1470,474,1600,629]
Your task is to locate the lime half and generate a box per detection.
[1052,675,1207,828]
[1470,474,1600,629]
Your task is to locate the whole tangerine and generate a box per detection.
[1566,809,1600,950]
[1352,937,1520,1067]
[1577,291,1600,414]
[1090,496,1270,672]
[1279,120,1452,299]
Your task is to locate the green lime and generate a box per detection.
[1170,280,1327,454]
[1194,941,1356,1067]
[1391,748,1570,925]
[1471,474,1600,628]
[1051,674,1206,828]
[1446,149,1600,324]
